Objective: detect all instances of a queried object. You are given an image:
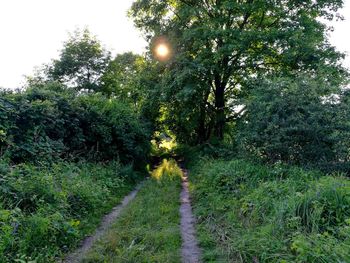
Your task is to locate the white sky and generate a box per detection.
[0,0,349,89]
[0,0,147,89]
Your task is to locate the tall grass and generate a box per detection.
[0,160,140,262]
[189,158,350,262]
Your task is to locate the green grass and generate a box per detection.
[188,158,350,263]
[83,159,183,263]
[0,160,140,263]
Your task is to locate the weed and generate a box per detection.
[189,158,350,262]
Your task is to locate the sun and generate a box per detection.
[155,43,170,58]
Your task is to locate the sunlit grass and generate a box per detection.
[151,159,183,181]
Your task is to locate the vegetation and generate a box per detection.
[0,29,151,262]
[1,0,350,261]
[83,159,183,263]
[0,160,140,262]
[0,84,150,165]
[188,156,350,262]
[130,0,347,142]
[47,28,111,92]
[238,74,350,170]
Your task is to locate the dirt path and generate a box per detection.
[60,183,143,263]
[180,169,202,263]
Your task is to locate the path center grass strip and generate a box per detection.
[82,159,183,263]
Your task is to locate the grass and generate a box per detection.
[188,157,350,263]
[83,159,183,263]
[0,160,140,263]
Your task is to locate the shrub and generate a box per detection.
[0,85,151,165]
[238,74,350,170]
[77,94,151,164]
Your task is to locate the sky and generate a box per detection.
[0,0,147,89]
[0,0,349,89]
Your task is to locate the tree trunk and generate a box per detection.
[197,87,211,143]
[197,106,207,144]
[214,83,225,139]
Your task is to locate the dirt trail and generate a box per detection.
[61,183,143,263]
[180,169,202,263]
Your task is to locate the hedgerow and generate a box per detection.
[0,83,151,165]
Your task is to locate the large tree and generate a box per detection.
[130,0,346,142]
[48,28,111,91]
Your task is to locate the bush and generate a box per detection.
[0,84,151,165]
[77,94,150,164]
[238,74,350,170]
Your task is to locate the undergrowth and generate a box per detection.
[0,160,140,262]
[188,158,350,262]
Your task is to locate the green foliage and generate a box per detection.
[0,84,71,163]
[295,177,350,232]
[0,30,153,261]
[238,74,350,169]
[130,0,346,141]
[101,52,145,103]
[75,93,151,164]
[48,28,111,91]
[189,157,350,262]
[2,6,350,262]
[0,84,151,165]
[83,159,182,262]
[0,160,139,262]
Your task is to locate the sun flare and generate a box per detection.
[155,43,170,58]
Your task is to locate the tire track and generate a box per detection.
[60,183,143,263]
[180,169,202,263]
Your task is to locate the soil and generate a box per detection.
[180,169,202,263]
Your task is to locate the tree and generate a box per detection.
[101,52,168,139]
[238,73,350,168]
[130,0,346,142]
[48,28,110,91]
[101,52,144,104]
